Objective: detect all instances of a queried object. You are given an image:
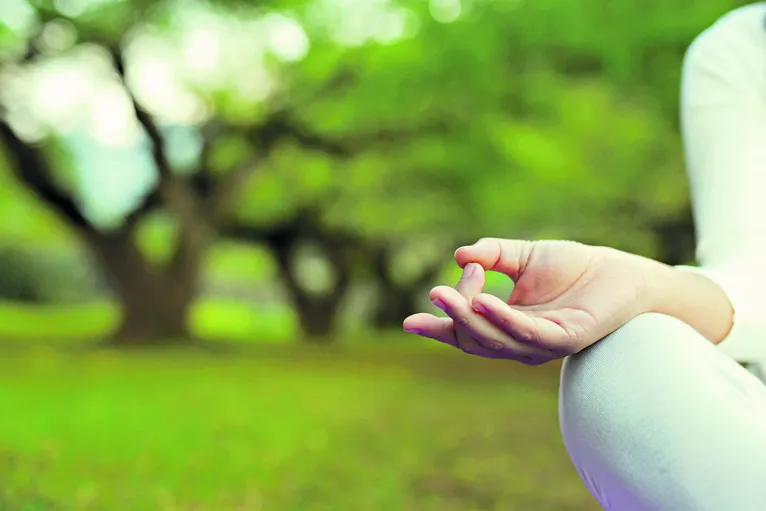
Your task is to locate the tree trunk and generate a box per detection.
[370,245,440,329]
[115,285,195,345]
[84,229,205,346]
[266,228,353,342]
[221,210,357,342]
[292,294,344,341]
[373,287,419,328]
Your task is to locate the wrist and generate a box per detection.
[638,257,683,315]
[619,249,675,318]
[597,246,733,343]
[634,255,734,343]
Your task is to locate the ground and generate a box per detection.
[0,341,599,511]
[0,302,599,510]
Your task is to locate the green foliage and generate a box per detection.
[274,0,724,253]
[0,245,101,303]
[5,0,742,237]
[134,212,177,264]
[0,0,752,321]
[0,161,74,247]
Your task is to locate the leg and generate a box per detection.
[560,312,766,511]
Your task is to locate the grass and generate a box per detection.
[0,301,297,345]
[0,299,597,510]
[0,341,598,511]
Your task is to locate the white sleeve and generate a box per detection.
[678,4,766,363]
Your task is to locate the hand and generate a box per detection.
[402,238,650,365]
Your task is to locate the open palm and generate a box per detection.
[403,238,649,365]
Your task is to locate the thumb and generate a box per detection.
[454,238,535,280]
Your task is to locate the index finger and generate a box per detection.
[430,285,551,361]
[454,238,535,279]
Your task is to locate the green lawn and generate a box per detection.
[0,342,598,511]
[0,300,296,345]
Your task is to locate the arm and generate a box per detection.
[636,256,734,344]
[404,6,766,365]
[650,5,766,358]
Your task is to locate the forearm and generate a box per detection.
[635,255,734,344]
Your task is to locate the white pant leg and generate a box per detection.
[559,313,766,511]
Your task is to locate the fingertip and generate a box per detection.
[454,246,468,267]
[464,261,484,276]
[455,245,493,271]
[402,314,420,333]
[403,311,434,323]
[428,285,451,302]
[402,314,456,346]
[403,315,436,337]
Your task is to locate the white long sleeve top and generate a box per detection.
[679,3,766,365]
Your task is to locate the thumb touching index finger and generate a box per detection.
[454,238,535,279]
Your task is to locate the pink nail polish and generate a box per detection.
[473,302,487,314]
[404,328,422,335]
[432,299,446,310]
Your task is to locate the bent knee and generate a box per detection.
[559,313,766,510]
[561,313,707,404]
[559,312,747,466]
[559,313,720,460]
[558,314,712,506]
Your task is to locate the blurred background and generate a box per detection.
[0,0,750,509]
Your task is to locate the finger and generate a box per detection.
[430,286,551,361]
[404,311,498,358]
[452,263,487,354]
[471,293,574,353]
[454,238,535,279]
[428,286,497,357]
[454,262,485,299]
[403,313,458,347]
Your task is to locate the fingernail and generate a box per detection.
[431,299,446,310]
[463,263,476,278]
[403,328,422,335]
[472,302,487,314]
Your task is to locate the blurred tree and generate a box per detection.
[0,0,748,343]
[0,0,441,342]
[0,1,357,343]
[222,205,360,339]
[0,75,266,343]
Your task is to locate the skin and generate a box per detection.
[403,238,734,365]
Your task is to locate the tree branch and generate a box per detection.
[247,110,450,158]
[0,118,94,233]
[220,203,330,247]
[218,222,274,244]
[206,157,260,221]
[202,109,447,220]
[114,75,450,231]
[122,189,162,231]
[109,45,206,237]
[188,120,255,217]
[109,46,172,179]
[246,111,350,156]
[191,110,347,223]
